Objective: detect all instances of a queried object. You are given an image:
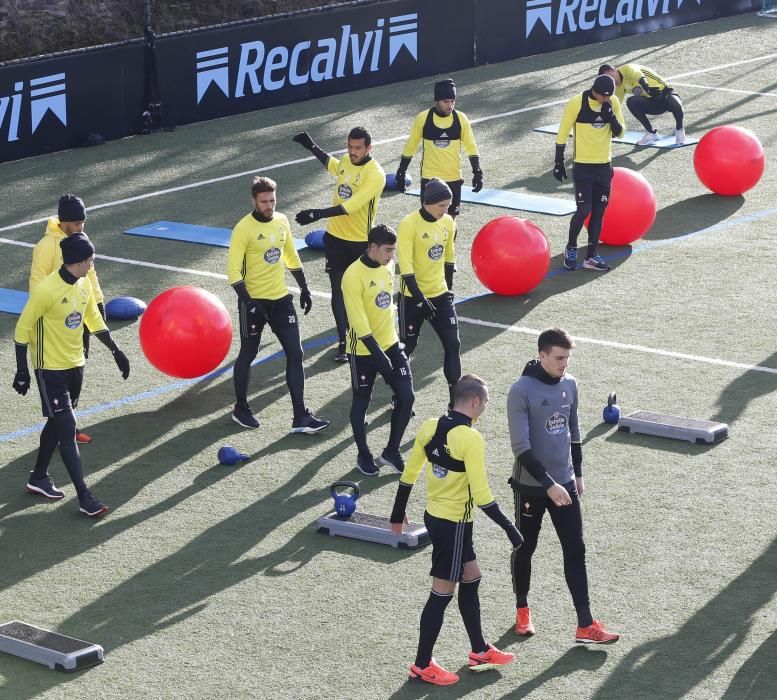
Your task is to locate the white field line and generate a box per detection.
[456,316,777,376]
[672,82,777,98]
[1,52,775,235]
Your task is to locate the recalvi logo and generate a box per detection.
[526,0,703,37]
[196,13,419,103]
[0,73,67,142]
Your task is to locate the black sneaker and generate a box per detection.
[334,343,348,363]
[291,409,330,434]
[79,491,108,518]
[232,404,260,429]
[377,448,405,474]
[356,452,380,476]
[26,473,65,500]
[563,247,578,270]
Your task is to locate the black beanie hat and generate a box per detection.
[434,79,456,101]
[592,74,615,97]
[58,194,87,222]
[60,233,95,264]
[423,178,453,205]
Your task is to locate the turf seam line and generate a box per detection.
[1,52,774,235]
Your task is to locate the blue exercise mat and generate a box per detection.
[124,221,307,251]
[533,123,698,149]
[0,289,29,315]
[405,186,575,216]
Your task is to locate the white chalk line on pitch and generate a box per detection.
[1,51,776,236]
[456,317,777,376]
[672,82,777,98]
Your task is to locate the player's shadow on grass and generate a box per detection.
[0,434,418,699]
[602,427,719,456]
[711,351,777,425]
[592,535,777,699]
[722,628,777,698]
[644,193,744,242]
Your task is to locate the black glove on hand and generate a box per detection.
[295,209,324,226]
[600,101,614,122]
[647,86,662,98]
[553,161,567,182]
[112,348,130,380]
[507,525,524,550]
[13,368,30,396]
[97,302,106,321]
[292,131,315,151]
[394,169,408,192]
[418,297,436,321]
[444,262,455,292]
[362,335,393,385]
[299,288,312,315]
[472,169,484,193]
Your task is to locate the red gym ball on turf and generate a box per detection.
[471,216,550,295]
[588,167,657,246]
[139,286,233,379]
[694,125,765,196]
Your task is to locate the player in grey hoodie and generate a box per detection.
[507,327,619,644]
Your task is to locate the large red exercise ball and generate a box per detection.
[694,126,765,196]
[139,286,232,378]
[586,167,657,246]
[471,216,550,295]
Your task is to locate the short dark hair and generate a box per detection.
[538,327,575,354]
[453,374,487,404]
[598,64,616,75]
[251,176,277,197]
[348,126,372,146]
[367,223,396,247]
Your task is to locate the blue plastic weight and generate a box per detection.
[603,392,621,424]
[304,228,326,251]
[105,296,147,321]
[218,445,250,465]
[385,173,412,190]
[331,480,360,518]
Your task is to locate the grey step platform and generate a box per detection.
[618,411,729,444]
[317,511,430,549]
[0,621,104,672]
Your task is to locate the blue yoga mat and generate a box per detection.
[0,289,29,315]
[533,123,698,149]
[405,186,575,216]
[124,221,307,251]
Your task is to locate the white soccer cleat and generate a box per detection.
[637,131,661,146]
[675,128,686,146]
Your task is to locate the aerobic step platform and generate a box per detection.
[618,411,729,444]
[0,621,104,672]
[317,511,430,549]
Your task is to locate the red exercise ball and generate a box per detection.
[139,286,233,378]
[587,167,657,246]
[471,216,550,295]
[694,125,765,196]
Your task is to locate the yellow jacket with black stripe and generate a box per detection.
[15,269,107,370]
[401,413,495,523]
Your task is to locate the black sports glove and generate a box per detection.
[600,101,614,122]
[394,169,408,192]
[292,131,315,151]
[507,525,524,550]
[13,368,30,396]
[362,335,393,384]
[444,262,455,291]
[295,209,324,226]
[402,274,436,320]
[553,144,567,182]
[97,302,106,321]
[83,328,91,359]
[299,288,312,315]
[647,86,662,98]
[112,348,130,380]
[418,298,436,321]
[472,169,484,193]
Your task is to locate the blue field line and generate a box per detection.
[0,334,337,443]
[4,206,776,444]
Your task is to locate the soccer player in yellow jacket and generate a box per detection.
[30,194,105,444]
[13,233,130,517]
[394,78,482,218]
[554,74,625,273]
[292,126,385,363]
[397,178,460,408]
[226,176,328,435]
[341,224,414,475]
[389,374,522,686]
[599,63,685,145]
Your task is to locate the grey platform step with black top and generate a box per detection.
[317,511,430,549]
[0,621,104,671]
[618,411,729,444]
